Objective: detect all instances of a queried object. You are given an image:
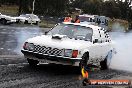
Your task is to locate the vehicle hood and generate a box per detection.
[15,17,27,20]
[26,35,92,50]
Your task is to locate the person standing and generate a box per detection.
[74,15,80,23]
[64,15,72,22]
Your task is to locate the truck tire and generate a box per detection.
[27,58,39,67]
[100,51,112,70]
[24,20,28,24]
[79,52,89,72]
[16,19,20,23]
[34,21,38,25]
[0,19,7,25]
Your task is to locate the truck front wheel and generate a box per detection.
[27,58,39,67]
[79,52,89,72]
[24,20,28,24]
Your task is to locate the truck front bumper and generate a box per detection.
[21,49,81,66]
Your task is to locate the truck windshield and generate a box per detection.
[19,15,29,18]
[48,24,93,41]
[79,16,95,22]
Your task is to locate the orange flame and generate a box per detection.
[81,67,89,78]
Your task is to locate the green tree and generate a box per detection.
[34,0,69,16]
[102,0,121,18]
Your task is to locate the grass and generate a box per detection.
[0,5,18,16]
[39,20,56,28]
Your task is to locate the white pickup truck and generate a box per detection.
[0,13,16,25]
[21,22,116,70]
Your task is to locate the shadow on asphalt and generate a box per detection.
[23,64,81,76]
[21,63,131,80]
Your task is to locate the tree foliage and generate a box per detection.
[0,0,132,21]
[34,0,69,16]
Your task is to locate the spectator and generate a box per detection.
[64,15,72,22]
[75,15,80,23]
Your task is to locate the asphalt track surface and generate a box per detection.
[0,24,132,88]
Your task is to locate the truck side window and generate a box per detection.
[97,29,102,43]
[99,30,106,43]
[93,29,100,43]
[105,32,111,42]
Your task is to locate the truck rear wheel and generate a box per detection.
[34,21,38,25]
[27,58,39,67]
[24,20,28,24]
[100,51,112,70]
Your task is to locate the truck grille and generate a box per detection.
[34,45,62,56]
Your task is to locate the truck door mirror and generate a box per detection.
[93,39,98,44]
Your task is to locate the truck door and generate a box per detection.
[90,29,102,60]
[99,29,110,59]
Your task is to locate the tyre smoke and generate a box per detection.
[14,26,43,55]
[109,23,132,72]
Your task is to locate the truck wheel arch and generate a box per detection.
[79,52,89,70]
[100,50,112,70]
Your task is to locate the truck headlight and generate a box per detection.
[23,42,34,51]
[64,49,72,57]
[64,49,78,58]
[28,43,34,51]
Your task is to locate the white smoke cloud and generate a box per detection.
[109,23,132,72]
[13,26,43,55]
